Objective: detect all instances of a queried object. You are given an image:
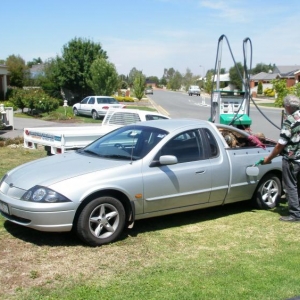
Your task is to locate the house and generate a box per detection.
[273,65,300,87]
[0,65,9,100]
[145,79,157,88]
[30,63,45,78]
[211,73,236,91]
[250,65,300,93]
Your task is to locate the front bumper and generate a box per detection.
[0,191,76,232]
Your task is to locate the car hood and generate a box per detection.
[6,151,131,190]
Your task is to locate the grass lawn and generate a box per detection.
[13,104,157,123]
[0,147,300,300]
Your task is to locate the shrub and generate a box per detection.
[0,100,18,111]
[263,88,275,97]
[8,88,60,114]
[257,81,263,94]
[114,96,135,102]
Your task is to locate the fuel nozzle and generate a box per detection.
[254,158,265,166]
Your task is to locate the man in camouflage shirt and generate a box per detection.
[264,94,300,222]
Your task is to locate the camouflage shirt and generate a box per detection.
[280,110,300,160]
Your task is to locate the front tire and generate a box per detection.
[76,196,126,246]
[73,108,79,116]
[254,173,281,209]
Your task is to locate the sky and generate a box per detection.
[2,0,300,78]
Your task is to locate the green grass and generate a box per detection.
[1,147,300,300]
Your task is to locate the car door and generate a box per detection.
[77,97,89,115]
[142,129,212,213]
[86,97,95,116]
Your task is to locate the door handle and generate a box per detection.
[195,170,205,174]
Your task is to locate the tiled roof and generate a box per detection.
[250,72,278,81]
[274,65,300,77]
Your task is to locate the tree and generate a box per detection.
[146,76,159,86]
[204,70,214,94]
[87,58,118,95]
[251,63,275,74]
[7,87,26,112]
[168,71,182,90]
[6,54,29,88]
[163,68,175,83]
[27,57,43,68]
[35,58,62,99]
[182,68,194,91]
[128,67,140,87]
[257,81,263,94]
[56,37,108,103]
[229,62,244,90]
[206,68,226,75]
[272,79,290,107]
[160,77,167,86]
[133,72,145,100]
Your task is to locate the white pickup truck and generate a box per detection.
[23,109,170,155]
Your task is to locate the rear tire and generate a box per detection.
[92,110,99,120]
[76,196,126,246]
[254,173,281,209]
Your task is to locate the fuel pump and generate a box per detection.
[210,35,252,129]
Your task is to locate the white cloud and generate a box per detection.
[199,0,248,23]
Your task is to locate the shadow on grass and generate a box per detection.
[4,221,80,247]
[124,200,275,240]
[3,199,278,247]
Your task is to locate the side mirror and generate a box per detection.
[159,155,178,165]
[246,166,259,176]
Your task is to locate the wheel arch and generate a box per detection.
[73,189,134,229]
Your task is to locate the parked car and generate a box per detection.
[145,88,153,95]
[0,119,282,246]
[73,96,126,119]
[188,85,201,96]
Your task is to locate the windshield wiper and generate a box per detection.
[81,149,101,156]
[104,154,136,160]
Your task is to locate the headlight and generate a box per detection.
[21,186,71,203]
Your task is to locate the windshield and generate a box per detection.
[81,125,168,160]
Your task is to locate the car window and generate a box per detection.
[107,98,118,104]
[83,125,168,160]
[81,97,89,104]
[97,98,105,104]
[108,112,141,125]
[202,128,219,158]
[88,97,95,104]
[156,130,203,163]
[145,115,169,121]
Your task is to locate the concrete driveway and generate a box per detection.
[0,117,98,139]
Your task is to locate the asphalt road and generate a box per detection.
[0,90,282,141]
[149,89,282,141]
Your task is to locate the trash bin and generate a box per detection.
[0,104,14,129]
[5,107,14,129]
